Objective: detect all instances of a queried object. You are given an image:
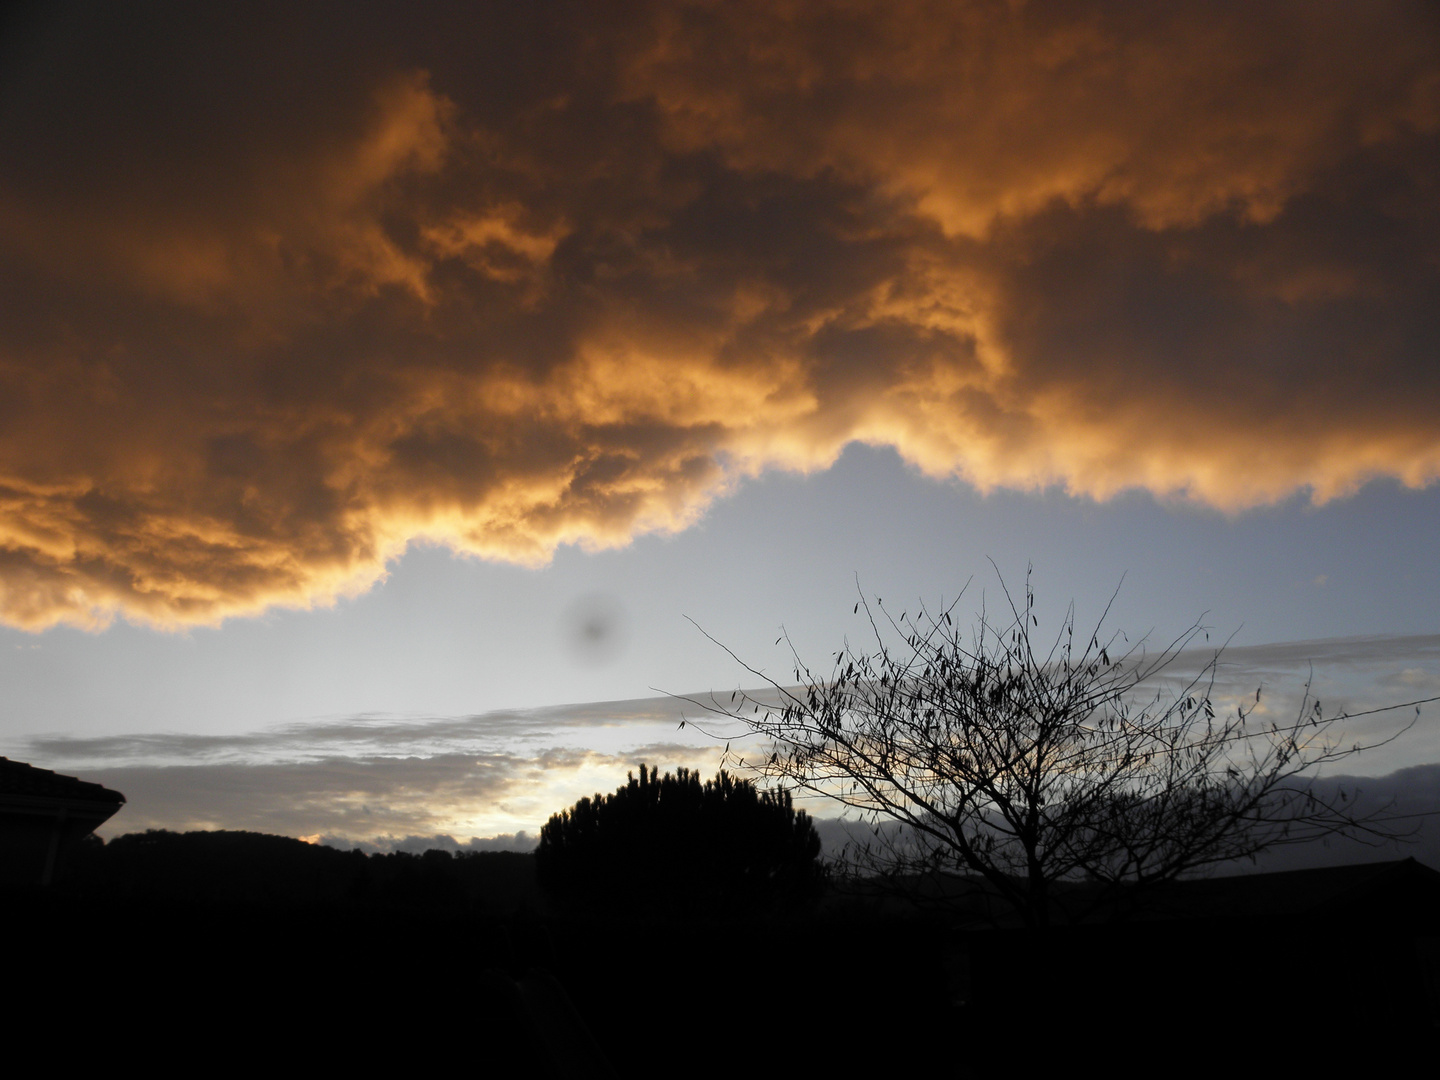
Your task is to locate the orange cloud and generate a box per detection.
[0,2,1437,628]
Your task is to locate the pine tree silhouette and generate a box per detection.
[536,765,822,915]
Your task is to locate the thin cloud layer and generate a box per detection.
[20,694,707,769]
[18,633,1436,848]
[17,692,732,842]
[83,750,590,845]
[3,2,1438,628]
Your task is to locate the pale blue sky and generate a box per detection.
[5,443,1437,742]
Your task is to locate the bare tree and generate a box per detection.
[685,573,1425,928]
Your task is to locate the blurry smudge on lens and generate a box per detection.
[562,592,629,667]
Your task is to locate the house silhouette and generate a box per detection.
[0,757,124,886]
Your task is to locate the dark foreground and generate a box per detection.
[7,833,1437,1073]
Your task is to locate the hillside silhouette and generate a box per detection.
[63,827,542,912]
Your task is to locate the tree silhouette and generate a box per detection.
[688,573,1423,928]
[536,765,821,915]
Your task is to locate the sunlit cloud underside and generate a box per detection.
[2,2,1438,629]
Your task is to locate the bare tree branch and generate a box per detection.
[680,572,1431,928]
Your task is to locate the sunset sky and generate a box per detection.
[1,2,1437,854]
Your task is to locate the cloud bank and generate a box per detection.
[14,633,1434,851]
[3,1,1438,628]
[17,692,730,846]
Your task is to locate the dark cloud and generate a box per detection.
[2,2,1438,628]
[85,748,597,844]
[21,693,702,766]
[19,693,730,845]
[79,740,736,850]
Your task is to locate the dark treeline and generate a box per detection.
[14,830,594,1072]
[59,828,542,913]
[9,791,1439,1070]
[11,818,845,1074]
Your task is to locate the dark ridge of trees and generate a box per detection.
[58,828,542,913]
[76,829,366,905]
[536,764,823,914]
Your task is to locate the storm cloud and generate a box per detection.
[3,1,1438,629]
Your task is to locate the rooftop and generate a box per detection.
[0,757,125,807]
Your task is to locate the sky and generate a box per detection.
[1,1,1438,860]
